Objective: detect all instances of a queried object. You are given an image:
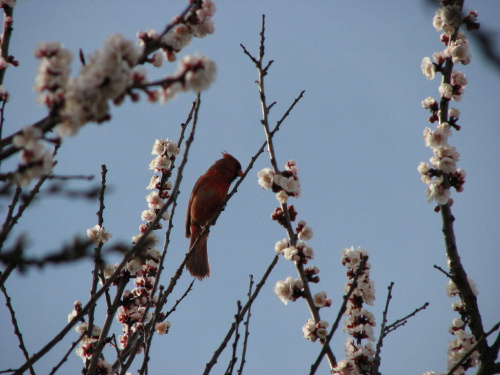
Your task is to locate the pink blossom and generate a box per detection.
[156,321,171,335]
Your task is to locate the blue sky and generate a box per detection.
[1,1,499,374]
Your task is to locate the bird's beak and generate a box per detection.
[238,169,244,177]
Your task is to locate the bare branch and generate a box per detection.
[48,333,85,375]
[237,275,254,375]
[434,264,453,279]
[384,302,430,336]
[224,301,242,375]
[372,282,395,373]
[1,282,35,375]
[203,255,279,375]
[164,280,195,320]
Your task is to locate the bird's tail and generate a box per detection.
[186,227,210,280]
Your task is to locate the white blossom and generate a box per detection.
[448,107,461,118]
[257,167,275,189]
[87,224,112,244]
[439,83,453,99]
[422,96,437,109]
[149,155,172,170]
[426,175,451,205]
[274,238,289,255]
[179,54,216,92]
[313,291,329,308]
[274,280,293,305]
[298,225,314,241]
[421,57,436,80]
[13,126,42,150]
[276,190,289,204]
[283,246,300,261]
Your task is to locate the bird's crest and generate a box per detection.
[222,150,233,159]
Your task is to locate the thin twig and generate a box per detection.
[0,184,21,248]
[0,174,50,250]
[87,165,109,340]
[225,301,242,375]
[1,282,36,375]
[46,174,94,181]
[164,280,195,320]
[0,97,8,166]
[0,263,15,287]
[384,302,430,336]
[372,282,395,374]
[434,264,453,279]
[48,333,85,375]
[237,275,254,375]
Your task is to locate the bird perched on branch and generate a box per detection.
[185,152,243,280]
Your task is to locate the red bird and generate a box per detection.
[185,152,243,280]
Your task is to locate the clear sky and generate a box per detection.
[1,1,499,374]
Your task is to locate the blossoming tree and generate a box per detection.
[0,0,499,374]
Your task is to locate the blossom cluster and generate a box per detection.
[33,35,143,137]
[333,247,376,374]
[302,318,329,342]
[447,317,478,374]
[12,126,54,186]
[273,219,314,264]
[260,158,334,345]
[443,279,479,375]
[67,301,115,372]
[273,218,324,307]
[31,0,217,138]
[116,137,179,350]
[418,6,478,208]
[138,0,216,63]
[258,159,301,203]
[75,138,178,368]
[33,41,73,111]
[145,138,180,220]
[156,54,217,104]
[274,276,304,305]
